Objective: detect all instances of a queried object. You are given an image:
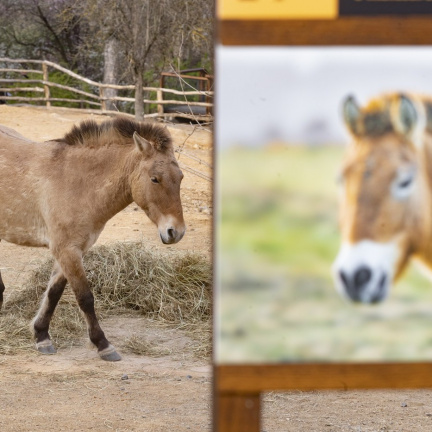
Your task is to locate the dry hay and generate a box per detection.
[123,334,173,357]
[0,242,212,357]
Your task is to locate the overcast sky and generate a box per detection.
[216,46,432,146]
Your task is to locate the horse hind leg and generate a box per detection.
[31,262,67,354]
[0,270,5,310]
[0,238,5,310]
[54,247,121,361]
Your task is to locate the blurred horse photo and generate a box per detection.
[333,93,432,304]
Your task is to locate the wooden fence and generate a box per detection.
[0,58,213,121]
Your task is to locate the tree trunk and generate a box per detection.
[134,72,144,120]
[103,38,119,111]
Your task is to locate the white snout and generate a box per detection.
[332,240,399,303]
[158,216,186,245]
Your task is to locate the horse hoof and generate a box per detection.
[100,351,122,362]
[99,345,122,362]
[36,341,57,355]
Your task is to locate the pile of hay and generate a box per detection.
[0,242,212,357]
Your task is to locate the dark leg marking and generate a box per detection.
[55,248,121,361]
[76,291,108,349]
[76,288,121,361]
[32,263,67,354]
[0,270,5,310]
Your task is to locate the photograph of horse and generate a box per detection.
[0,116,185,361]
[333,93,432,304]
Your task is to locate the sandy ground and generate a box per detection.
[1,106,432,432]
[0,106,212,432]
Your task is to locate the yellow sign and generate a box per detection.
[218,0,338,20]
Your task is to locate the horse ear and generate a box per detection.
[343,95,361,136]
[390,94,418,136]
[133,131,153,155]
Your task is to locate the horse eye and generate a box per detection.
[151,176,159,184]
[398,177,413,189]
[391,170,415,200]
[396,170,415,189]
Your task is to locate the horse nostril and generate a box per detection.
[353,266,372,289]
[167,228,176,240]
[339,270,350,290]
[339,267,372,300]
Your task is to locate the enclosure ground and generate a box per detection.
[0,105,212,432]
[1,106,432,431]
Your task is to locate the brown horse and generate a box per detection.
[332,93,432,304]
[0,117,185,361]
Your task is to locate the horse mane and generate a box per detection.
[354,97,395,137]
[61,117,172,151]
[354,95,432,137]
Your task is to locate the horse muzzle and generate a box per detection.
[335,265,389,303]
[159,225,186,245]
[332,240,398,304]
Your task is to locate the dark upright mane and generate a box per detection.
[359,110,394,137]
[61,117,172,151]
[358,97,432,137]
[353,99,394,137]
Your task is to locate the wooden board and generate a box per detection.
[214,392,261,432]
[215,363,432,393]
[219,17,432,46]
[215,6,432,432]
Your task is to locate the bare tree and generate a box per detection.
[0,0,213,116]
[103,37,120,111]
[114,1,173,118]
[86,0,213,119]
[0,0,100,76]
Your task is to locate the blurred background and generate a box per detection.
[217,47,432,146]
[216,46,432,363]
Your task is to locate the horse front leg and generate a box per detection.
[54,247,121,362]
[31,261,67,354]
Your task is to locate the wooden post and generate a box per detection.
[42,63,50,108]
[100,87,107,111]
[214,392,260,432]
[157,89,164,116]
[214,366,261,432]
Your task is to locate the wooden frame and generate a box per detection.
[215,13,432,432]
[219,17,432,46]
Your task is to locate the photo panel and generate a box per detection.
[215,46,432,364]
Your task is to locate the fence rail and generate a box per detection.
[0,58,213,121]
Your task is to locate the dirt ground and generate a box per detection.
[0,105,212,432]
[1,106,432,432]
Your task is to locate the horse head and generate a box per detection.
[333,93,430,303]
[130,130,186,245]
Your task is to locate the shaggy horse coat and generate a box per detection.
[0,117,185,361]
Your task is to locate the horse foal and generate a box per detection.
[0,117,186,361]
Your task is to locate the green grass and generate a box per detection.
[217,145,432,363]
[219,145,341,278]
